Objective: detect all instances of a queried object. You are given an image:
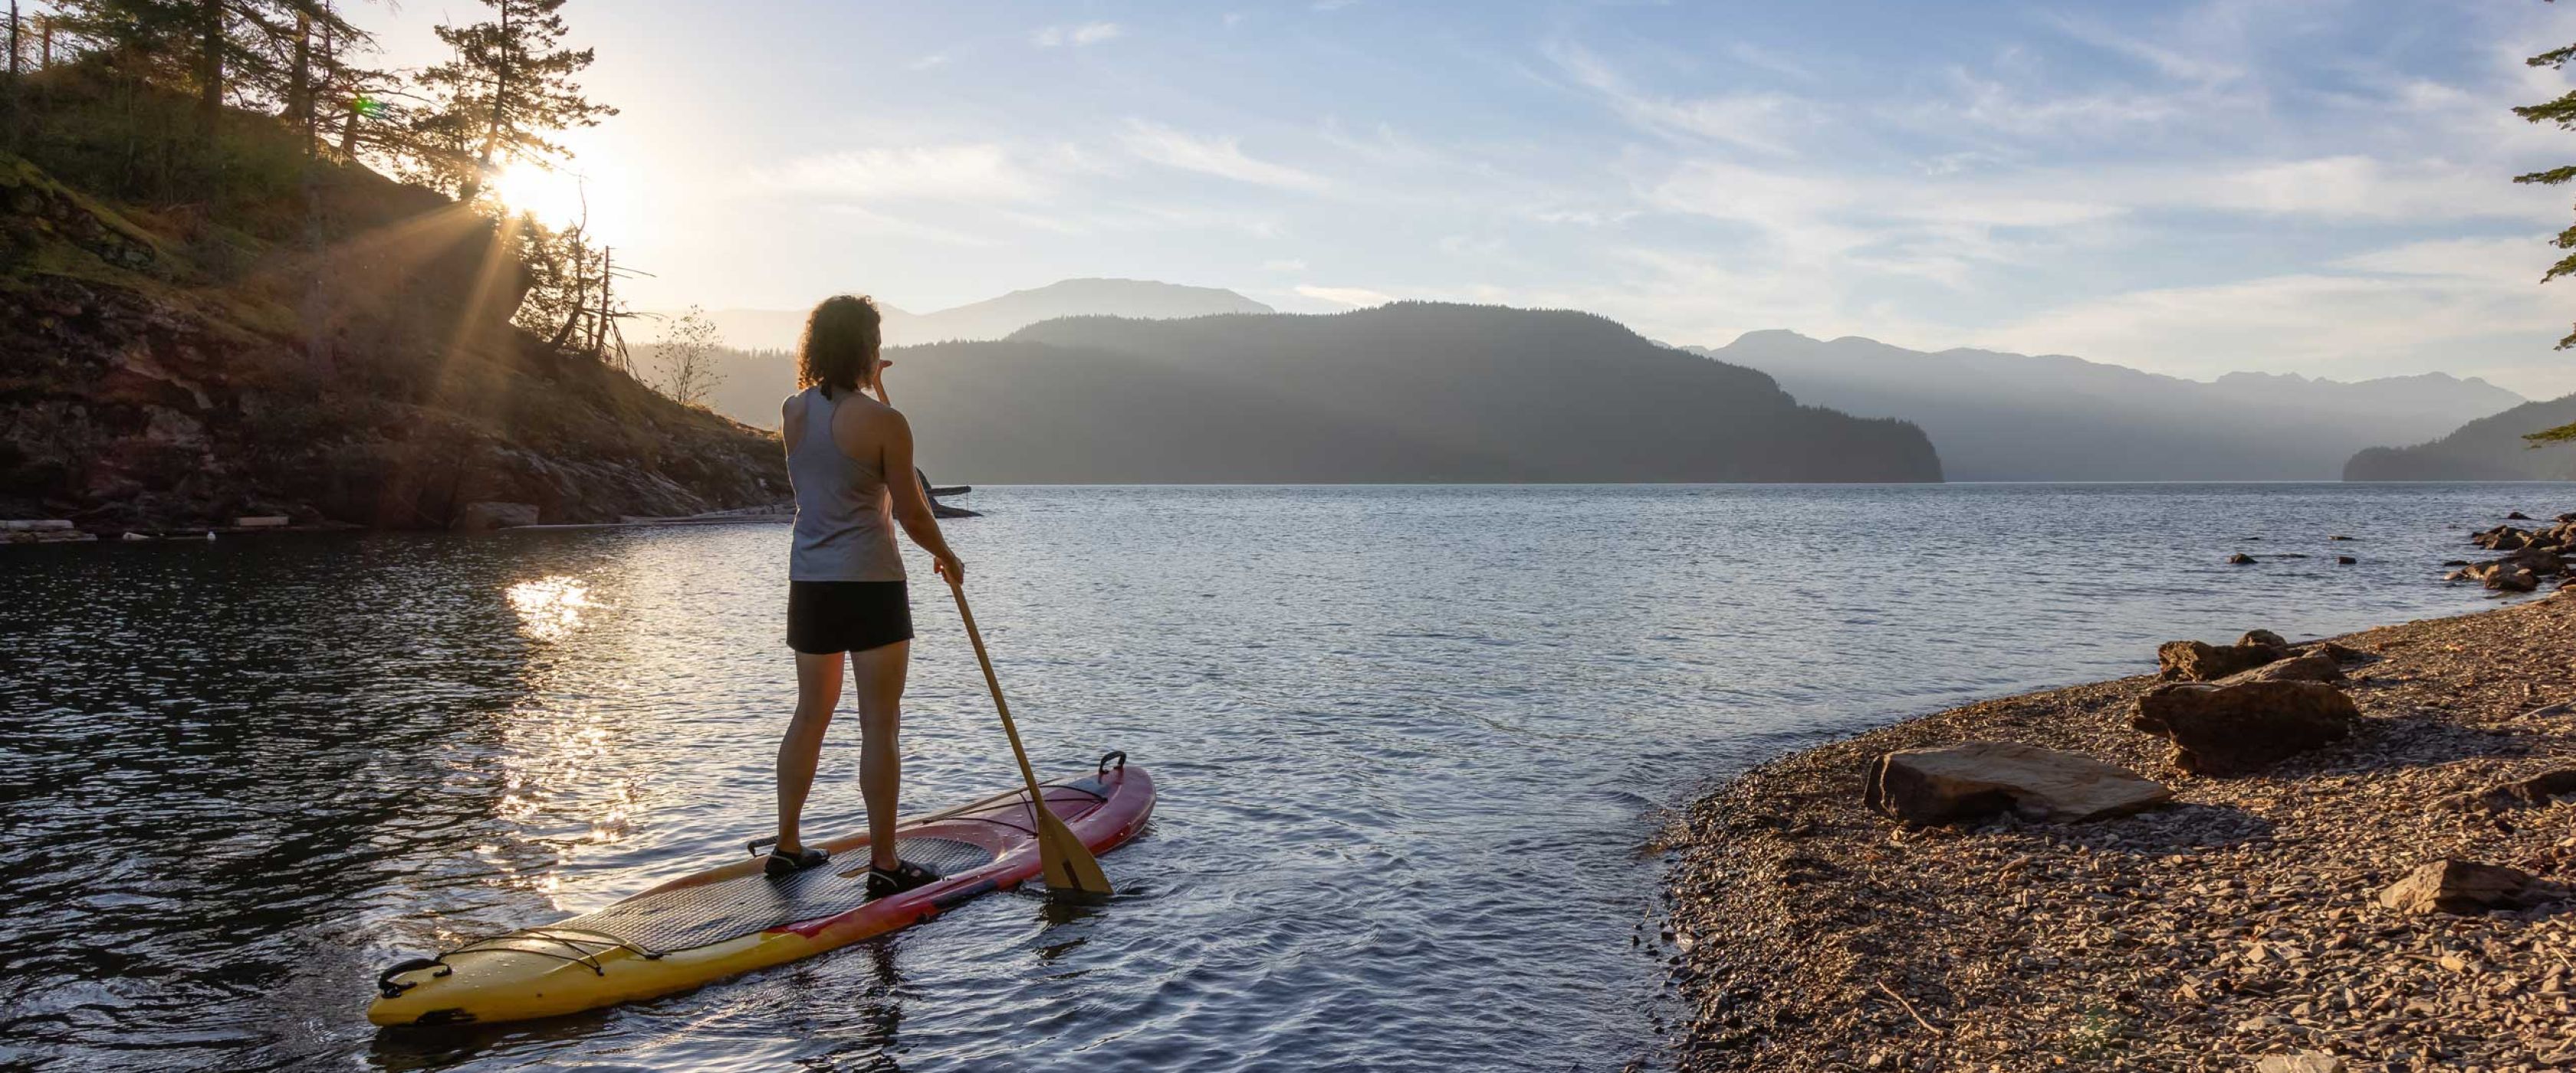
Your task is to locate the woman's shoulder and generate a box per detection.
[825,391,907,431]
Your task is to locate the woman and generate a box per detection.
[769,294,964,896]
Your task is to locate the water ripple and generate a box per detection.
[0,483,2541,1071]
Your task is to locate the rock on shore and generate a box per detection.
[1865,742,2173,825]
[2131,680,2358,776]
[1662,595,2576,1071]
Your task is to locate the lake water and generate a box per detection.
[0,484,2556,1071]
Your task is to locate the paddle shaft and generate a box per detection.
[947,581,1048,802]
[945,579,1112,896]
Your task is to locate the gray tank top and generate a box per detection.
[787,386,906,582]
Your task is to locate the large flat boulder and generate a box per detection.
[2156,639,2285,681]
[2130,681,2358,776]
[1863,741,2172,826]
[2377,859,2568,915]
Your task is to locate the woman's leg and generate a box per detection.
[848,640,911,871]
[778,650,845,854]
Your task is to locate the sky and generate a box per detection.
[351,0,2576,396]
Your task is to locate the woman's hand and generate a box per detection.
[935,552,966,586]
[869,359,895,405]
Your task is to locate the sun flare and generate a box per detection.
[488,161,590,226]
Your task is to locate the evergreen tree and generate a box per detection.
[416,0,613,199]
[47,0,360,134]
[2517,25,2576,443]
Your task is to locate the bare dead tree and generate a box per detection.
[648,305,725,406]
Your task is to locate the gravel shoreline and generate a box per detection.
[1659,590,2576,1072]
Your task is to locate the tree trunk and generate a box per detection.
[8,2,18,153]
[463,0,511,199]
[337,100,360,157]
[197,0,222,131]
[590,247,611,362]
[549,244,589,351]
[291,11,310,153]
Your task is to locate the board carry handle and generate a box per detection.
[1099,750,1126,775]
[378,957,450,999]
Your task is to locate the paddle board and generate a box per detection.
[370,753,1153,1026]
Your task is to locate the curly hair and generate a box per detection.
[797,294,884,399]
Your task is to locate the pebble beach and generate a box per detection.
[1661,520,2576,1073]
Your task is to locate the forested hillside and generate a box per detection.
[876,304,1940,483]
[2344,393,2576,481]
[0,5,783,530]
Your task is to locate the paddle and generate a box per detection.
[945,576,1115,899]
[870,363,1109,899]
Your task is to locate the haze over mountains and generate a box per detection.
[1691,332,2525,481]
[659,276,2551,484]
[692,278,1274,353]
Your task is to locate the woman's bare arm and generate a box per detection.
[879,408,964,583]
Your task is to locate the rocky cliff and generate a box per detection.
[0,149,785,530]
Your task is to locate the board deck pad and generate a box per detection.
[556,836,997,954]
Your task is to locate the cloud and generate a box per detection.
[1725,41,1815,83]
[1119,120,1330,190]
[1263,258,1309,271]
[1550,42,1815,155]
[2331,236,2548,283]
[906,54,949,71]
[1438,233,1506,258]
[1643,159,2121,281]
[1897,65,2200,139]
[816,205,1004,248]
[2167,156,2551,221]
[1296,284,1394,307]
[1525,206,1641,227]
[1975,258,2568,384]
[753,144,1056,203]
[1033,22,1122,48]
[2040,11,2246,86]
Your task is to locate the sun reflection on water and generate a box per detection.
[491,574,644,908]
[506,576,596,641]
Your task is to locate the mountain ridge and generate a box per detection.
[1689,330,2525,481]
[875,302,1940,483]
[1711,330,2515,402]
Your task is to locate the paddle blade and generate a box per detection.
[1031,803,1114,899]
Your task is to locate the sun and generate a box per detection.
[488,160,590,226]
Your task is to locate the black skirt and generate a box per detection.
[787,580,913,655]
